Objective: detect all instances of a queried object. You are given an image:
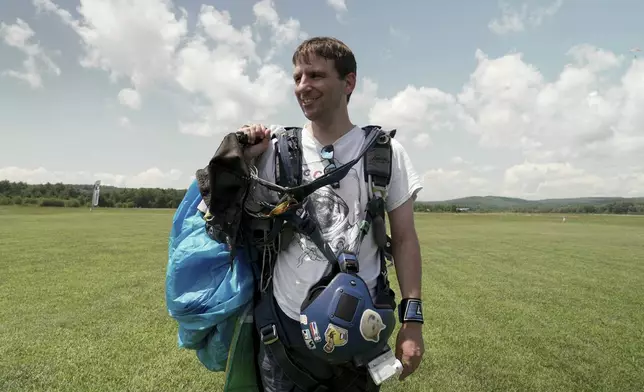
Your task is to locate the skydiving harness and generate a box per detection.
[199,125,397,392]
[257,126,394,290]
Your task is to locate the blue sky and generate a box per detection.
[1,0,643,201]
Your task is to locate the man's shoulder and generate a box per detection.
[360,124,407,156]
[388,135,407,155]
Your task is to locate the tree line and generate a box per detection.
[0,180,185,209]
[413,201,644,215]
[2,180,643,214]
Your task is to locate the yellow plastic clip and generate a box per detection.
[270,199,292,216]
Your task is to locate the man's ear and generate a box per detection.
[344,72,357,95]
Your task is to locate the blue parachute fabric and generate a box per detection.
[166,179,256,371]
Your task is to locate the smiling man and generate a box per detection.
[234,36,425,392]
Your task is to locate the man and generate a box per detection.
[236,36,424,391]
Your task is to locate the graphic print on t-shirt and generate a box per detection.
[293,158,363,268]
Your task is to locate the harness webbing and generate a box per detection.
[249,126,383,205]
[242,127,388,278]
[241,125,397,391]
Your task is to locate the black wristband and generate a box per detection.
[398,298,424,324]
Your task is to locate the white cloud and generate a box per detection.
[360,44,644,200]
[197,4,259,63]
[35,0,187,89]
[451,156,472,166]
[351,77,379,112]
[36,0,305,138]
[412,133,432,148]
[422,168,493,201]
[117,88,141,110]
[174,1,305,136]
[502,161,644,199]
[327,0,347,21]
[130,167,183,188]
[327,0,347,12]
[367,84,474,144]
[456,46,637,163]
[489,0,563,35]
[253,0,308,61]
[0,18,60,88]
[0,166,184,188]
[502,162,602,198]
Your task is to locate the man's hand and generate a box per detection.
[238,123,271,161]
[395,322,424,381]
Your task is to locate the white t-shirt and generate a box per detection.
[246,124,423,321]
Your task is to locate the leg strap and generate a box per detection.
[254,287,330,392]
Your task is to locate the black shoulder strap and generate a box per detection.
[361,125,397,309]
[273,125,394,191]
[362,125,396,193]
[273,127,303,188]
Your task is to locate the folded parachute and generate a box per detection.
[165,179,255,371]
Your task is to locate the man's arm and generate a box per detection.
[388,197,422,300]
[388,195,425,381]
[382,137,424,380]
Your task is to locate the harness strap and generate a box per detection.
[284,200,338,266]
[363,127,395,190]
[352,127,395,256]
[254,283,331,392]
[252,126,384,204]
[362,126,396,309]
[260,327,328,392]
[275,127,303,188]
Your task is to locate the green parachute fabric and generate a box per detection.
[223,302,261,392]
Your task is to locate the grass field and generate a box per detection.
[1,206,643,392]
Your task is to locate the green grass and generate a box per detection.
[1,206,643,391]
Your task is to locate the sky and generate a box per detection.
[1,0,643,202]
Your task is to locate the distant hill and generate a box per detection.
[424,196,531,209]
[416,196,644,214]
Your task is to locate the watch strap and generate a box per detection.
[398,298,423,324]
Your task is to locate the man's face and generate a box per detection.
[292,53,355,122]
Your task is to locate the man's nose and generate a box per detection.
[296,75,312,93]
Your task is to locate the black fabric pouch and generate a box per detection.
[195,132,251,248]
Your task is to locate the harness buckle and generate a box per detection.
[368,174,388,199]
[259,324,279,345]
[371,184,387,199]
[292,207,315,236]
[338,251,359,273]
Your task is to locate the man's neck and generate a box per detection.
[309,116,355,146]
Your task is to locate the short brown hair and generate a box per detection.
[292,36,357,102]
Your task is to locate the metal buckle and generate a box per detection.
[260,324,278,345]
[338,251,359,273]
[377,133,390,144]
